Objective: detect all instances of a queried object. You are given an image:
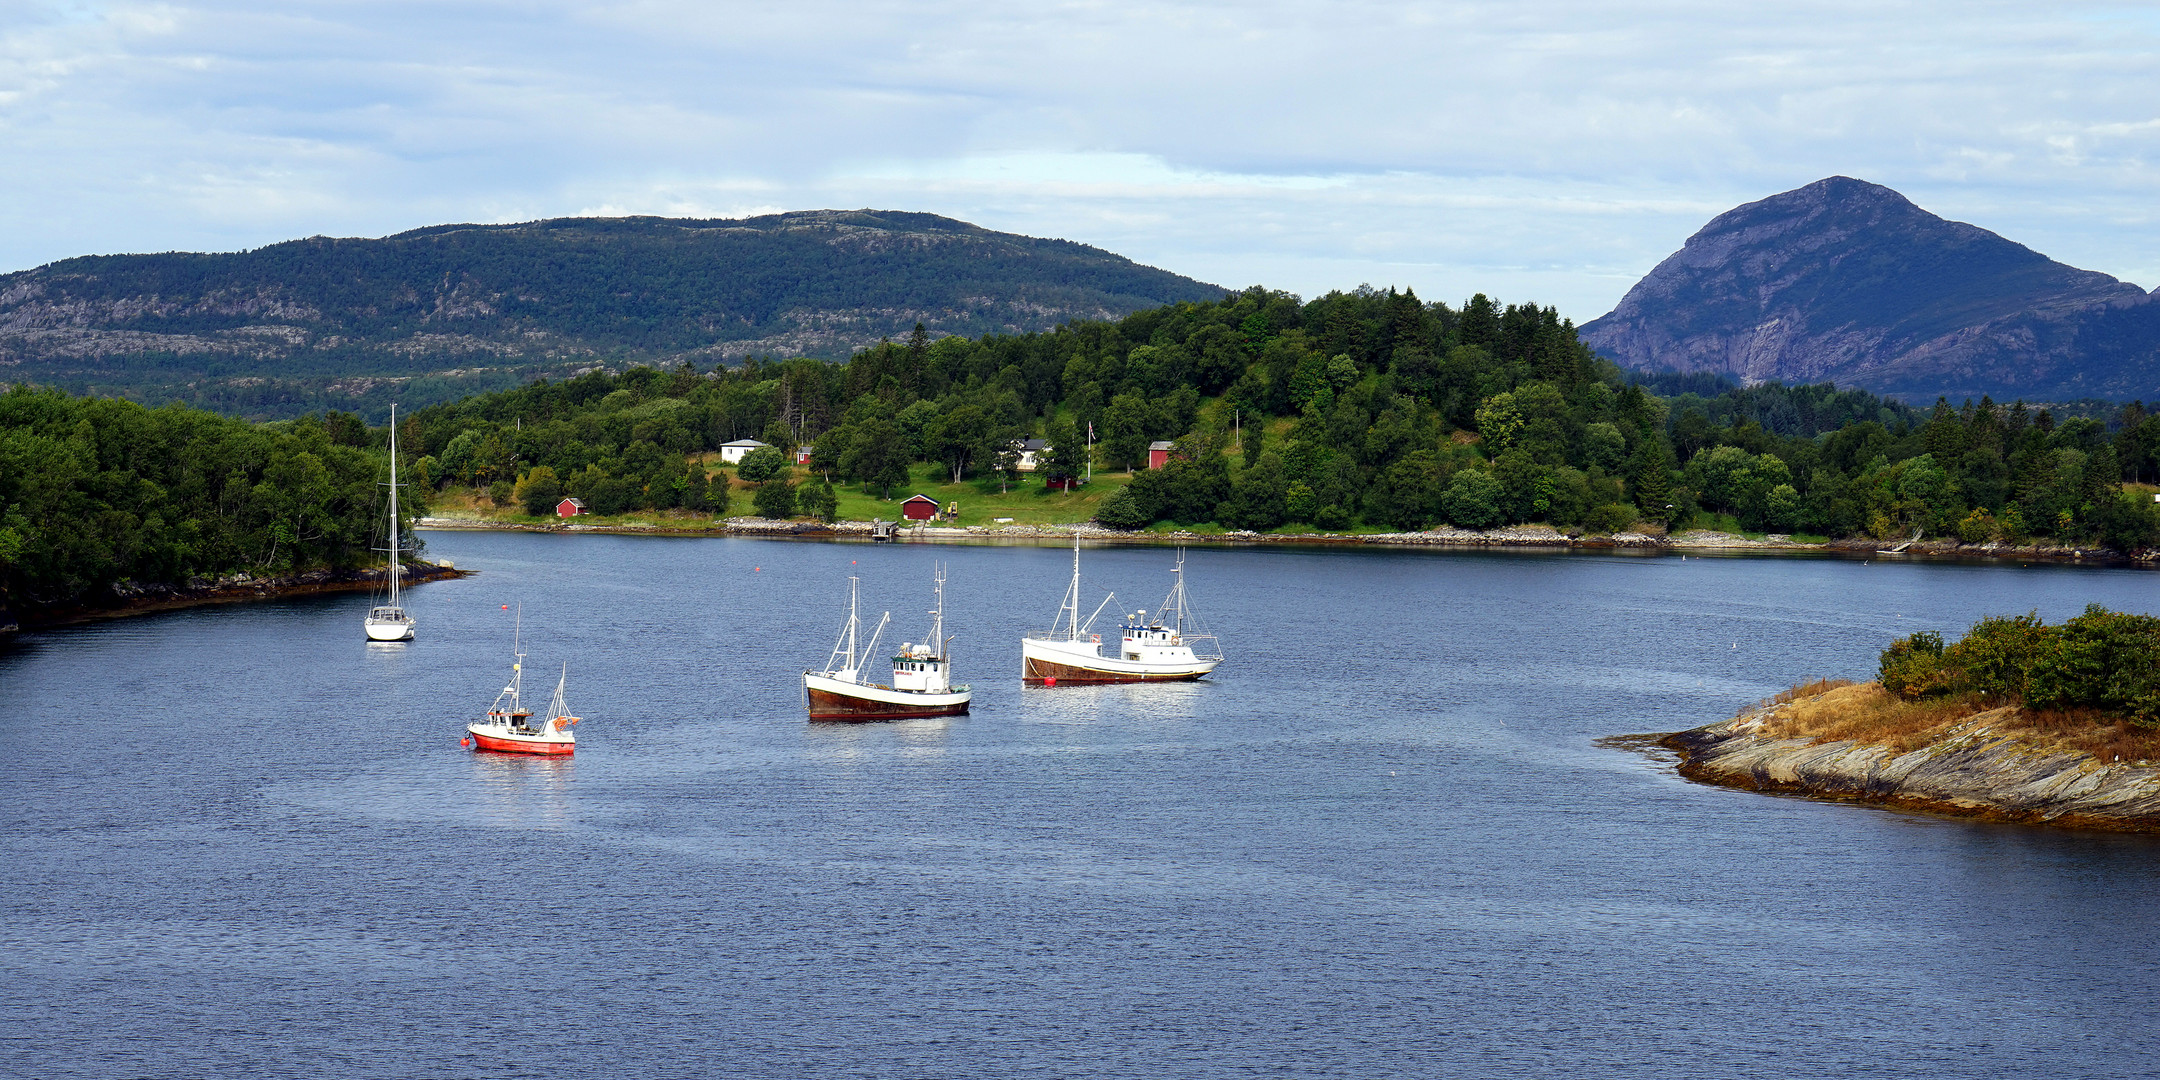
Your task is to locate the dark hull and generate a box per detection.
[1022,655,1210,685]
[804,685,971,722]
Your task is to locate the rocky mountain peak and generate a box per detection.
[1580,177,2156,400]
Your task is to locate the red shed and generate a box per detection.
[556,497,586,518]
[900,494,940,521]
[1147,440,1176,469]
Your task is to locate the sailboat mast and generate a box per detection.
[386,404,400,607]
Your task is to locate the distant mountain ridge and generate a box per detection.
[0,210,1224,418]
[1581,177,2160,402]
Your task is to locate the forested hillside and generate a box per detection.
[14,284,2160,619]
[0,211,1222,420]
[400,286,2160,549]
[0,387,411,614]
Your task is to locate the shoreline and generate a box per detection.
[1656,692,2160,834]
[414,515,2146,566]
[0,561,471,635]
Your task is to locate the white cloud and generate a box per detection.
[1,0,2156,318]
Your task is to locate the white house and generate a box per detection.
[1012,438,1049,472]
[718,438,771,464]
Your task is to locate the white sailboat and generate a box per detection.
[802,569,972,721]
[1022,540,1222,685]
[364,403,416,642]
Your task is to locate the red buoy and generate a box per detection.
[461,737,471,747]
[1043,676,1057,688]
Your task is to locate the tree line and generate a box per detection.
[0,386,412,613]
[396,284,2160,549]
[17,281,2160,616]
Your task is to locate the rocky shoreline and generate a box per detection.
[414,514,2144,565]
[0,560,470,635]
[1660,698,2160,833]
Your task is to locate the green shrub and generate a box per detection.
[752,477,797,519]
[1581,503,1638,535]
[517,466,562,516]
[1094,488,1150,531]
[1879,630,1947,699]
[1877,606,2160,729]
[797,479,838,523]
[737,446,787,484]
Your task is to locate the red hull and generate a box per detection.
[469,729,575,755]
[1022,655,1208,685]
[804,685,970,722]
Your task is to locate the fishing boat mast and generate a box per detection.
[547,662,570,721]
[1054,537,1083,641]
[822,576,890,683]
[929,563,950,660]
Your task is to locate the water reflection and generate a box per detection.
[1019,679,1209,725]
[465,750,577,830]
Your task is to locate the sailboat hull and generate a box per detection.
[803,671,971,721]
[364,617,414,642]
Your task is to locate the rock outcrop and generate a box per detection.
[1581,176,2160,402]
[1662,694,2160,832]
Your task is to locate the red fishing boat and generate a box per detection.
[466,611,580,754]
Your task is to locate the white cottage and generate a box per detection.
[718,438,771,464]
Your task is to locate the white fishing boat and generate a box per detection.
[802,568,972,721]
[466,611,579,755]
[1022,541,1222,685]
[363,403,416,642]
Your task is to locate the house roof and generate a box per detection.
[559,497,586,507]
[900,494,940,505]
[721,438,771,448]
[1018,438,1048,450]
[1148,440,1175,451]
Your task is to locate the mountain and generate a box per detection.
[0,210,1224,419]
[1580,177,2160,403]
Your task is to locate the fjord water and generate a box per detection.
[6,535,2160,1078]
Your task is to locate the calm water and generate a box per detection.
[6,535,2160,1078]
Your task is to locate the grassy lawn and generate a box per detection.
[424,464,1133,528]
[809,463,1131,527]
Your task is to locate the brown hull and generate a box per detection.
[1023,655,1209,685]
[804,685,970,722]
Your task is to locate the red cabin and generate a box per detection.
[900,494,940,521]
[556,497,586,518]
[1147,440,1175,469]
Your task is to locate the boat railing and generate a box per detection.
[1026,629,1102,643]
[1185,633,1225,662]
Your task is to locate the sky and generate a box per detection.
[3,1,2158,323]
